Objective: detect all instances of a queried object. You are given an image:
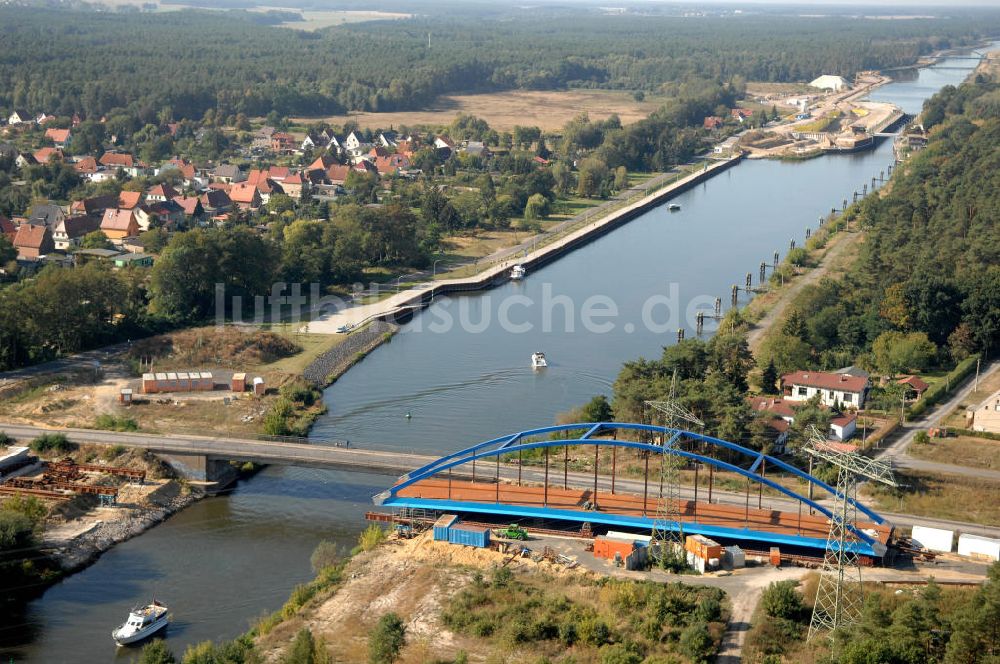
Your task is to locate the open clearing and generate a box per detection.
[292,89,668,132]
[909,435,1000,470]
[865,471,1000,526]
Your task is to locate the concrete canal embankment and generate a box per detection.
[305,154,743,339]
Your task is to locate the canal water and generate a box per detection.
[1,48,987,663]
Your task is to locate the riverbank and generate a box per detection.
[304,154,743,335]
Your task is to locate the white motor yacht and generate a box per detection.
[531,352,548,368]
[511,264,526,280]
[112,601,170,646]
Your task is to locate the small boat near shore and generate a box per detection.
[531,352,548,369]
[668,203,681,211]
[112,601,170,646]
[511,264,526,280]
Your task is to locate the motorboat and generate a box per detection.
[511,264,526,280]
[112,601,170,646]
[531,352,548,368]
[668,203,681,211]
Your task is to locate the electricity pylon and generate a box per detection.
[645,374,704,567]
[804,426,898,640]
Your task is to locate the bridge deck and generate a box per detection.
[392,478,891,554]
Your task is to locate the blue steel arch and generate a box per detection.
[380,422,888,550]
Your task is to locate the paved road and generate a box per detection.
[877,359,1000,481]
[3,420,998,540]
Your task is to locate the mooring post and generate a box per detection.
[677,328,684,343]
[746,272,752,290]
[843,198,848,210]
[759,261,766,284]
[773,250,779,268]
[731,284,739,306]
[790,238,796,250]
[805,227,811,240]
[715,297,722,317]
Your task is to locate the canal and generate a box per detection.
[1,48,988,663]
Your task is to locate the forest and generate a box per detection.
[1,5,998,120]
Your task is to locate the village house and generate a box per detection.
[146,183,179,203]
[343,130,368,154]
[270,132,297,154]
[254,178,284,205]
[780,370,869,409]
[172,196,204,221]
[159,158,200,187]
[100,152,146,178]
[13,224,54,259]
[967,388,1000,433]
[73,156,99,177]
[229,182,262,210]
[15,153,37,169]
[139,200,185,231]
[376,131,398,148]
[44,127,71,149]
[731,108,754,121]
[118,191,145,210]
[252,126,276,150]
[36,113,54,125]
[301,133,325,152]
[748,395,857,444]
[199,189,232,217]
[281,172,306,199]
[7,110,31,125]
[52,215,102,250]
[703,116,724,130]
[70,194,118,217]
[33,147,63,164]
[28,203,65,230]
[100,208,140,241]
[212,163,245,184]
[374,154,410,176]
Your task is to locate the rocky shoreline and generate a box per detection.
[42,481,204,574]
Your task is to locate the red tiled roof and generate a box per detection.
[45,128,71,143]
[171,196,202,216]
[781,371,868,393]
[119,191,144,209]
[830,413,857,428]
[74,156,98,173]
[897,375,930,392]
[308,155,338,171]
[14,224,49,249]
[148,184,179,199]
[267,166,290,181]
[229,182,259,204]
[100,208,137,232]
[283,172,303,184]
[747,396,796,419]
[100,152,135,168]
[33,147,63,163]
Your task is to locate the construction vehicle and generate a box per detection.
[495,524,529,540]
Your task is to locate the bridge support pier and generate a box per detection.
[158,453,238,493]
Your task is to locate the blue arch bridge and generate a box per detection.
[375,422,892,559]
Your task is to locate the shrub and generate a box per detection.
[368,612,406,664]
[358,524,386,552]
[914,430,930,445]
[695,596,722,622]
[94,414,140,432]
[598,643,643,664]
[102,444,128,460]
[0,432,13,448]
[29,433,74,455]
[578,616,611,646]
[138,639,176,664]
[491,566,513,588]
[678,621,714,664]
[760,580,804,620]
[310,540,341,573]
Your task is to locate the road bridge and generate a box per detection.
[2,421,998,541]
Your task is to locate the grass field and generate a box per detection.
[254,324,346,375]
[292,89,668,132]
[865,471,1000,526]
[909,435,1000,470]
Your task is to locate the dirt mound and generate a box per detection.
[129,327,301,371]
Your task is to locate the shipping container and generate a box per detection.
[141,373,157,394]
[433,514,459,542]
[606,530,653,544]
[231,372,247,393]
[723,545,745,569]
[911,525,954,553]
[957,534,1000,561]
[165,372,179,391]
[594,536,637,561]
[685,534,722,561]
[119,388,133,405]
[448,524,491,548]
[176,372,191,392]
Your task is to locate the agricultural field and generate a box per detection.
[293,89,669,132]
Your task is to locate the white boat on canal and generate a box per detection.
[510,264,526,280]
[112,601,171,646]
[531,352,548,369]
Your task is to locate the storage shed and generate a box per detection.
[252,376,265,396]
[176,372,191,392]
[196,372,214,391]
[231,372,247,393]
[141,373,157,394]
[119,388,133,405]
[433,514,459,542]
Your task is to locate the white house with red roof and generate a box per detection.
[749,395,857,443]
[780,370,869,409]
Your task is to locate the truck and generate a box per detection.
[495,524,529,540]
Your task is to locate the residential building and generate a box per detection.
[200,189,232,216]
[118,191,145,210]
[703,116,724,130]
[33,147,64,164]
[749,395,857,443]
[252,126,276,150]
[229,182,262,210]
[114,253,154,268]
[172,196,204,221]
[70,194,118,217]
[780,370,869,409]
[897,375,930,401]
[44,128,71,148]
[13,224,54,259]
[100,208,140,241]
[967,388,1000,434]
[270,132,297,153]
[281,172,305,199]
[146,183,179,203]
[52,215,102,250]
[212,163,245,184]
[7,110,31,125]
